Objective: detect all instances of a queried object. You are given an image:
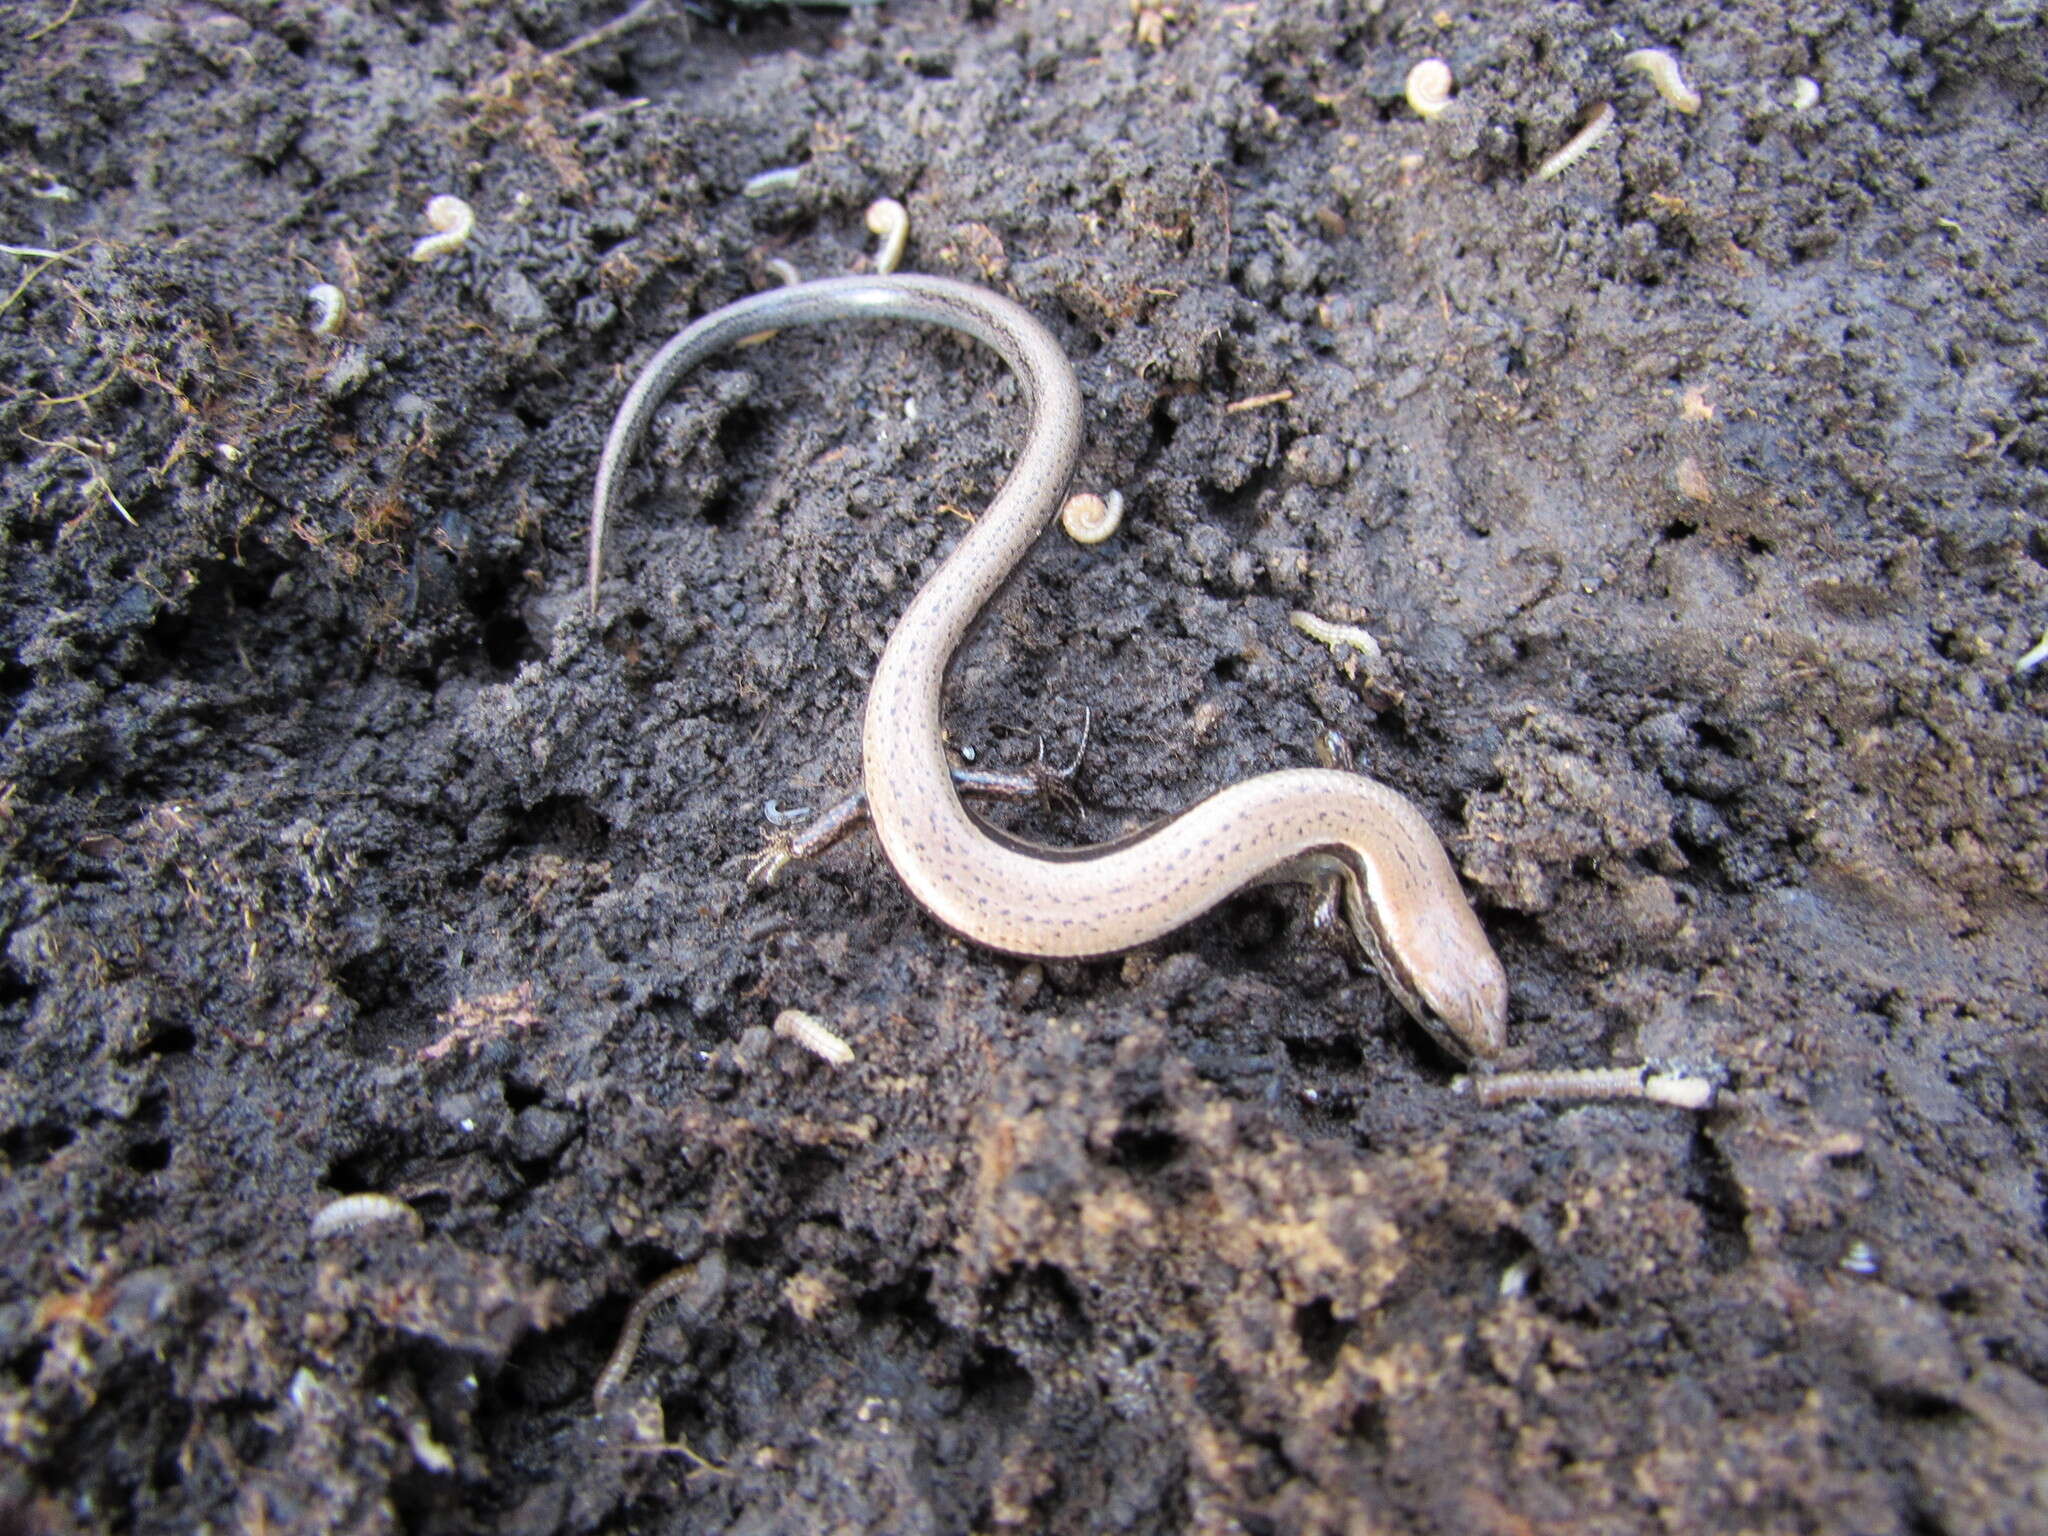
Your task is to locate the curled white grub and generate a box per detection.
[865,197,909,274]
[409,195,475,262]
[1059,490,1124,545]
[1531,102,1615,183]
[1454,1065,1719,1110]
[310,1193,423,1241]
[305,283,346,337]
[1622,48,1701,115]
[773,1008,854,1066]
[1789,76,1822,111]
[1404,58,1454,119]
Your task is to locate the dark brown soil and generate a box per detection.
[3,1,2045,1531]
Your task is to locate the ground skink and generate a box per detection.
[587,274,1508,1059]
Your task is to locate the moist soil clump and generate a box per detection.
[2,2,2045,1531]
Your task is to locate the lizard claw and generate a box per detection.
[748,834,796,888]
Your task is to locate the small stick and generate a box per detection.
[27,0,83,44]
[1224,388,1293,414]
[550,0,667,62]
